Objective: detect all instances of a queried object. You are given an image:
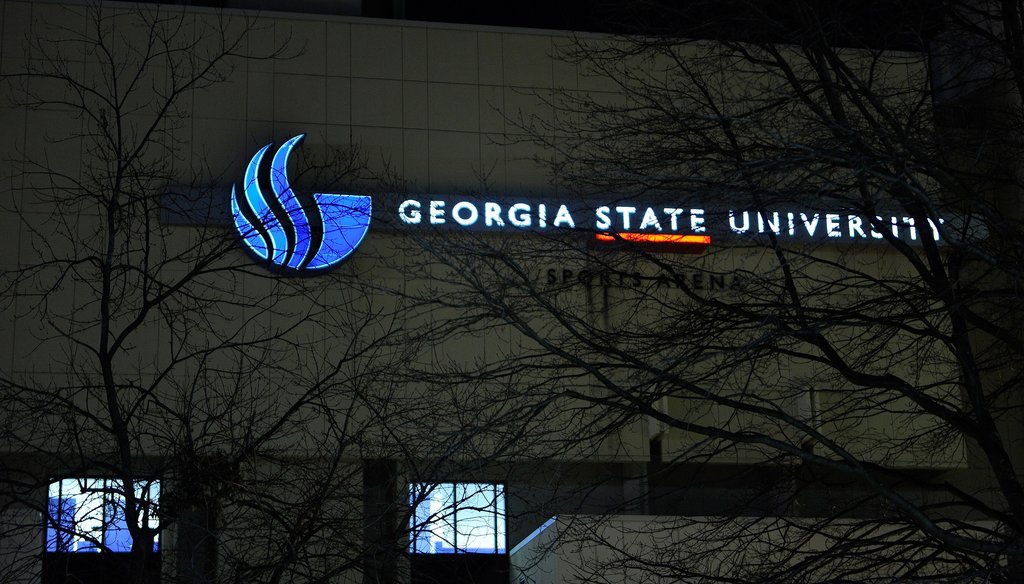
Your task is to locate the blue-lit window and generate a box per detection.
[410,483,506,554]
[46,478,159,553]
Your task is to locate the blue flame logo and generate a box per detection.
[231,134,372,271]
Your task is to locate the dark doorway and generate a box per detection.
[410,554,509,584]
[42,552,161,584]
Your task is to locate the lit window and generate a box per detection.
[46,478,159,553]
[410,483,505,554]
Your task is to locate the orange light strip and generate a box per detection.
[595,232,712,245]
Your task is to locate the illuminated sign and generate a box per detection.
[390,196,944,251]
[217,136,947,273]
[230,134,372,271]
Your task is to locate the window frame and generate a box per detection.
[45,477,160,554]
[409,482,506,555]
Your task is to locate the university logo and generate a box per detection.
[230,134,372,272]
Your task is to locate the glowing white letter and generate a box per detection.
[758,211,781,234]
[690,209,706,232]
[509,203,531,228]
[847,215,866,238]
[639,207,662,230]
[553,205,575,228]
[801,213,819,236]
[484,202,505,227]
[663,208,684,231]
[429,200,446,225]
[826,214,841,238]
[452,201,479,227]
[902,217,917,241]
[615,206,637,230]
[729,211,750,233]
[398,199,421,224]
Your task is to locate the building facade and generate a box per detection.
[1,1,1020,583]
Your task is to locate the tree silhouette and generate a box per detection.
[0,4,415,583]
[390,1,1024,582]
